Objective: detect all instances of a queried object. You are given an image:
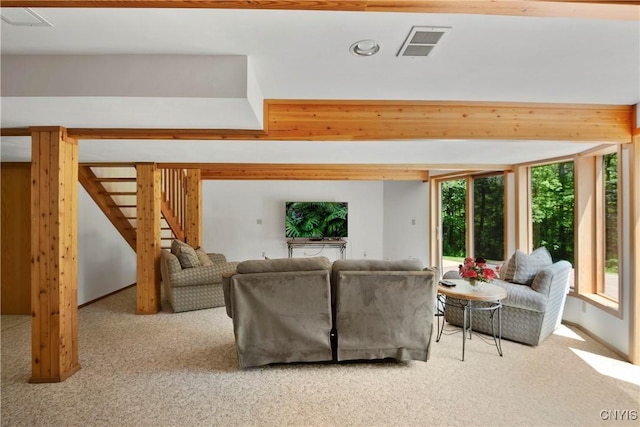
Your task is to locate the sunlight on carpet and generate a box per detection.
[553,324,585,341]
[571,347,640,386]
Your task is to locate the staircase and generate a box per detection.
[79,164,186,251]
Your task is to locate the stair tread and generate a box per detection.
[91,177,136,182]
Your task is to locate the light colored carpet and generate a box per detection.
[2,286,639,427]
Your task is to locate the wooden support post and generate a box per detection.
[429,178,440,271]
[30,126,80,383]
[465,176,474,258]
[630,133,640,365]
[185,169,202,248]
[503,171,513,260]
[574,155,597,295]
[136,163,161,314]
[514,165,532,252]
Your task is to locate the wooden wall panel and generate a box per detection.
[136,164,161,314]
[1,163,31,314]
[29,127,80,383]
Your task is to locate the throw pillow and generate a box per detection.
[195,249,214,266]
[511,247,553,285]
[170,239,184,256]
[171,239,201,269]
[500,255,515,281]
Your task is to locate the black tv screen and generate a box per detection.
[285,202,348,239]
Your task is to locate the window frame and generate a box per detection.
[573,145,622,317]
[430,156,623,317]
[430,171,508,272]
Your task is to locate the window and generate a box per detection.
[573,147,621,313]
[438,175,506,274]
[441,179,466,273]
[531,162,575,265]
[600,151,619,302]
[473,175,504,262]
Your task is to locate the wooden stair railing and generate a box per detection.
[160,168,187,243]
[80,164,187,252]
[78,166,137,251]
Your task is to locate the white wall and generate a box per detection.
[382,181,430,265]
[75,167,633,358]
[201,180,384,262]
[77,184,136,305]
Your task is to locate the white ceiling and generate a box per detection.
[1,7,639,165]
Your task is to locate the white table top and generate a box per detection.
[438,279,507,302]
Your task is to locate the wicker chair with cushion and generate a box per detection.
[160,240,239,313]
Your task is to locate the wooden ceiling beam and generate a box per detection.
[2,100,633,142]
[196,163,431,181]
[265,101,633,142]
[1,1,637,21]
[195,163,509,180]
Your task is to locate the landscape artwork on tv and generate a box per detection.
[285,202,348,239]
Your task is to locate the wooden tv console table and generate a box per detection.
[286,238,347,259]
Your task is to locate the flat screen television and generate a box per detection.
[285,201,348,239]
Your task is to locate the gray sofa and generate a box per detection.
[223,257,438,368]
[223,257,334,368]
[160,240,239,313]
[331,259,438,362]
[443,253,572,346]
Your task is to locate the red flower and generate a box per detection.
[483,268,496,280]
[458,256,495,283]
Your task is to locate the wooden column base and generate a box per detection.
[29,364,81,384]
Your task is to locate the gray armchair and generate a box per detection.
[443,260,572,346]
[160,247,239,313]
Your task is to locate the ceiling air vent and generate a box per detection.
[397,26,451,58]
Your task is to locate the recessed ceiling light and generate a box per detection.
[350,40,381,57]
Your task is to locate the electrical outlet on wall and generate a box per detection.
[261,251,266,258]
[363,251,367,257]
[581,301,587,313]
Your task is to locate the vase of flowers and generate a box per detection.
[459,257,496,287]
